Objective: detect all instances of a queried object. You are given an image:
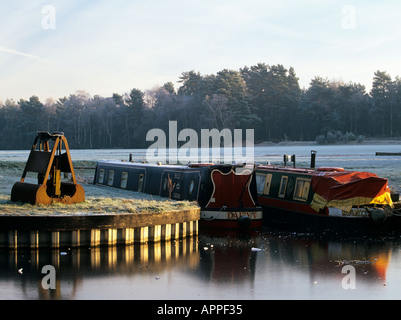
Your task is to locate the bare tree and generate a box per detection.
[203,94,230,128]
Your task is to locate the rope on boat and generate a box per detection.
[201,205,227,221]
[391,208,401,216]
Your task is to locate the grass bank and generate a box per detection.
[0,161,199,216]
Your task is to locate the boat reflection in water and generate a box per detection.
[262,233,392,286]
[0,232,397,299]
[197,231,394,299]
[196,231,261,288]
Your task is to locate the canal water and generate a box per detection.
[1,231,401,300]
[0,144,400,300]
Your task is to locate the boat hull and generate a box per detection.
[200,208,263,230]
[262,205,401,235]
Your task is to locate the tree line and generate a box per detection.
[1,63,400,150]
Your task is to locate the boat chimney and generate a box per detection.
[310,150,317,169]
[283,154,296,167]
[291,154,296,168]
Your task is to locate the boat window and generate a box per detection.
[293,178,311,201]
[108,170,114,186]
[98,169,105,184]
[138,174,144,192]
[189,180,195,194]
[121,172,128,189]
[264,174,272,194]
[278,176,288,198]
[256,173,265,194]
[256,173,272,195]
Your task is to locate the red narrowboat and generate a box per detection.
[255,153,400,233]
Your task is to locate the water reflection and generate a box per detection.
[197,232,261,285]
[262,233,393,283]
[0,238,199,299]
[0,232,400,299]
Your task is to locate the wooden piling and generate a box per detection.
[0,208,200,249]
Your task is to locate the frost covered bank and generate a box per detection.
[0,161,198,216]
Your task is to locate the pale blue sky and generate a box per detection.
[1,0,401,101]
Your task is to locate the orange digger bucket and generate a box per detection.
[11,131,85,205]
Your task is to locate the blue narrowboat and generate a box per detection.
[94,160,263,230]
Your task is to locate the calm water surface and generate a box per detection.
[0,144,401,300]
[1,231,401,300]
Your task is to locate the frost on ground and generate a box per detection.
[0,158,399,216]
[0,161,199,216]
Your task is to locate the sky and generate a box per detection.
[1,0,401,102]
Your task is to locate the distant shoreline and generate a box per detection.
[255,138,401,147]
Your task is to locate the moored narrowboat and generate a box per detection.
[255,158,401,234]
[94,160,262,230]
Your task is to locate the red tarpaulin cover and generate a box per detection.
[311,171,389,201]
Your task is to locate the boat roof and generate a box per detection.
[96,160,255,171]
[256,164,323,175]
[97,159,191,169]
